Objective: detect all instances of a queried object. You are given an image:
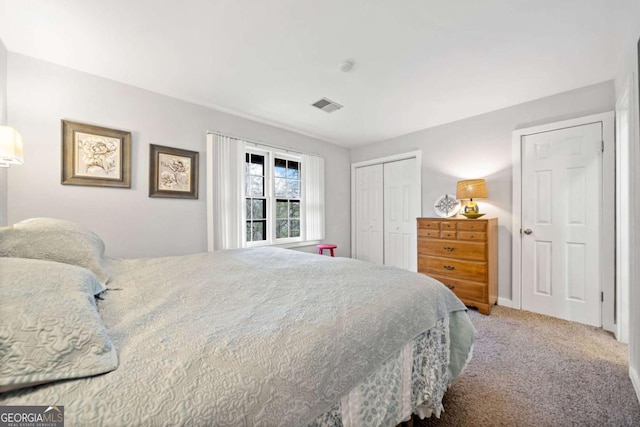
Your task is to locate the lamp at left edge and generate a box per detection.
[0,126,24,167]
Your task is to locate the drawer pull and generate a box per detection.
[443,246,455,252]
[443,265,455,271]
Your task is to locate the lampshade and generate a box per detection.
[0,126,24,166]
[456,179,487,200]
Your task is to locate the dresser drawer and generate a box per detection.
[419,239,486,261]
[440,230,457,239]
[458,231,487,241]
[418,220,440,230]
[440,222,456,230]
[418,229,441,238]
[429,274,487,302]
[419,255,487,281]
[457,221,486,231]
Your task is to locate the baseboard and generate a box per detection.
[497,297,513,308]
[631,366,640,404]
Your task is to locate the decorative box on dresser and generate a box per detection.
[417,218,498,315]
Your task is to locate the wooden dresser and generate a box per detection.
[417,217,498,314]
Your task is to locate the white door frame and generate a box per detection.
[511,112,615,332]
[351,151,422,266]
[616,78,632,343]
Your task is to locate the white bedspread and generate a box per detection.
[1,247,468,426]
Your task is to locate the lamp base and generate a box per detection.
[462,200,479,214]
[461,212,486,219]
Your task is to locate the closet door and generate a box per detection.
[354,164,384,264]
[384,158,419,271]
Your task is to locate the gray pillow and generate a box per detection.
[0,258,118,393]
[0,218,110,288]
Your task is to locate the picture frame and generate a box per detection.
[149,144,199,199]
[61,120,131,188]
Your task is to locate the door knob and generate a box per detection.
[523,228,533,235]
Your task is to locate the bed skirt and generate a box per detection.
[309,312,471,427]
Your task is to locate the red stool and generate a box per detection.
[317,244,337,257]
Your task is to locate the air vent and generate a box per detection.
[311,97,343,113]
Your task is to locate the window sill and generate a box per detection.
[275,240,321,249]
[247,240,321,249]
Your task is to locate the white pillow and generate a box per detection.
[0,218,110,289]
[0,258,118,393]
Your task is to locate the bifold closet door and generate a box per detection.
[354,164,384,264]
[384,158,419,271]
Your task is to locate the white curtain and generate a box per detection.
[302,154,325,241]
[207,133,245,251]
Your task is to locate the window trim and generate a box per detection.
[243,146,307,247]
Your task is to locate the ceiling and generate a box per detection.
[0,0,635,147]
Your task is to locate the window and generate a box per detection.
[207,132,324,252]
[244,148,307,245]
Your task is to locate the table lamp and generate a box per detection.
[0,126,24,167]
[456,179,487,219]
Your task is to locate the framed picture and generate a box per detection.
[61,120,131,188]
[149,144,199,199]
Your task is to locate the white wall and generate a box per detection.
[350,81,615,301]
[0,38,8,225]
[613,1,640,403]
[6,53,351,258]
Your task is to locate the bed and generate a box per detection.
[0,218,475,426]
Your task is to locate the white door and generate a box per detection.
[521,122,602,326]
[355,164,384,264]
[384,158,420,271]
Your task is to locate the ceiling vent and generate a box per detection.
[311,98,343,113]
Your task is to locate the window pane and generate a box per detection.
[289,201,300,218]
[290,220,300,237]
[287,161,300,179]
[274,178,287,197]
[244,176,251,196]
[246,199,252,219]
[250,163,263,177]
[276,220,289,239]
[251,176,264,197]
[246,221,252,241]
[250,154,264,176]
[252,199,265,219]
[274,158,287,178]
[252,221,265,241]
[287,180,301,198]
[276,200,288,219]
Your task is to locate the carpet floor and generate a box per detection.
[415,306,640,427]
